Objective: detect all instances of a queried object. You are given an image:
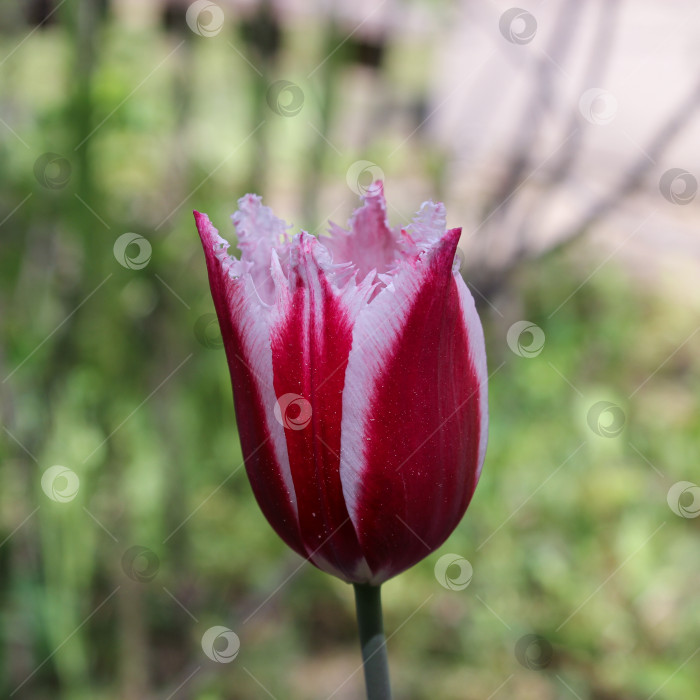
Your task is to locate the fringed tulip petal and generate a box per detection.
[339,227,487,582]
[194,211,305,558]
[324,182,401,279]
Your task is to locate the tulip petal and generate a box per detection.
[401,200,447,257]
[339,227,488,582]
[231,193,293,304]
[269,232,373,582]
[324,181,401,279]
[194,211,306,558]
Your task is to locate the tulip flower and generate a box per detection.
[194,182,488,699]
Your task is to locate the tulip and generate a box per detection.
[194,182,488,699]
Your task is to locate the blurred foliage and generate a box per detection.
[1,3,699,700]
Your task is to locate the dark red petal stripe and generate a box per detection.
[270,235,367,581]
[355,229,483,578]
[194,212,306,559]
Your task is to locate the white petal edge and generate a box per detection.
[199,215,301,525]
[453,272,489,479]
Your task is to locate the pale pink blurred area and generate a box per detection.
[137,0,700,306]
[425,0,700,305]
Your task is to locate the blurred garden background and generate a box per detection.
[2,0,700,698]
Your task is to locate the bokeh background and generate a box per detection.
[2,0,700,698]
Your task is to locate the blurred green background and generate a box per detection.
[2,1,700,699]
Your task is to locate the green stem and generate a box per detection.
[353,584,392,700]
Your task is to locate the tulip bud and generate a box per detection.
[194,182,488,584]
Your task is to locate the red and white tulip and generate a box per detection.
[194,182,488,584]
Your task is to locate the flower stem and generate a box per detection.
[353,584,392,700]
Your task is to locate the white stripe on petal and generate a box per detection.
[453,272,489,478]
[197,213,299,522]
[235,277,300,519]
